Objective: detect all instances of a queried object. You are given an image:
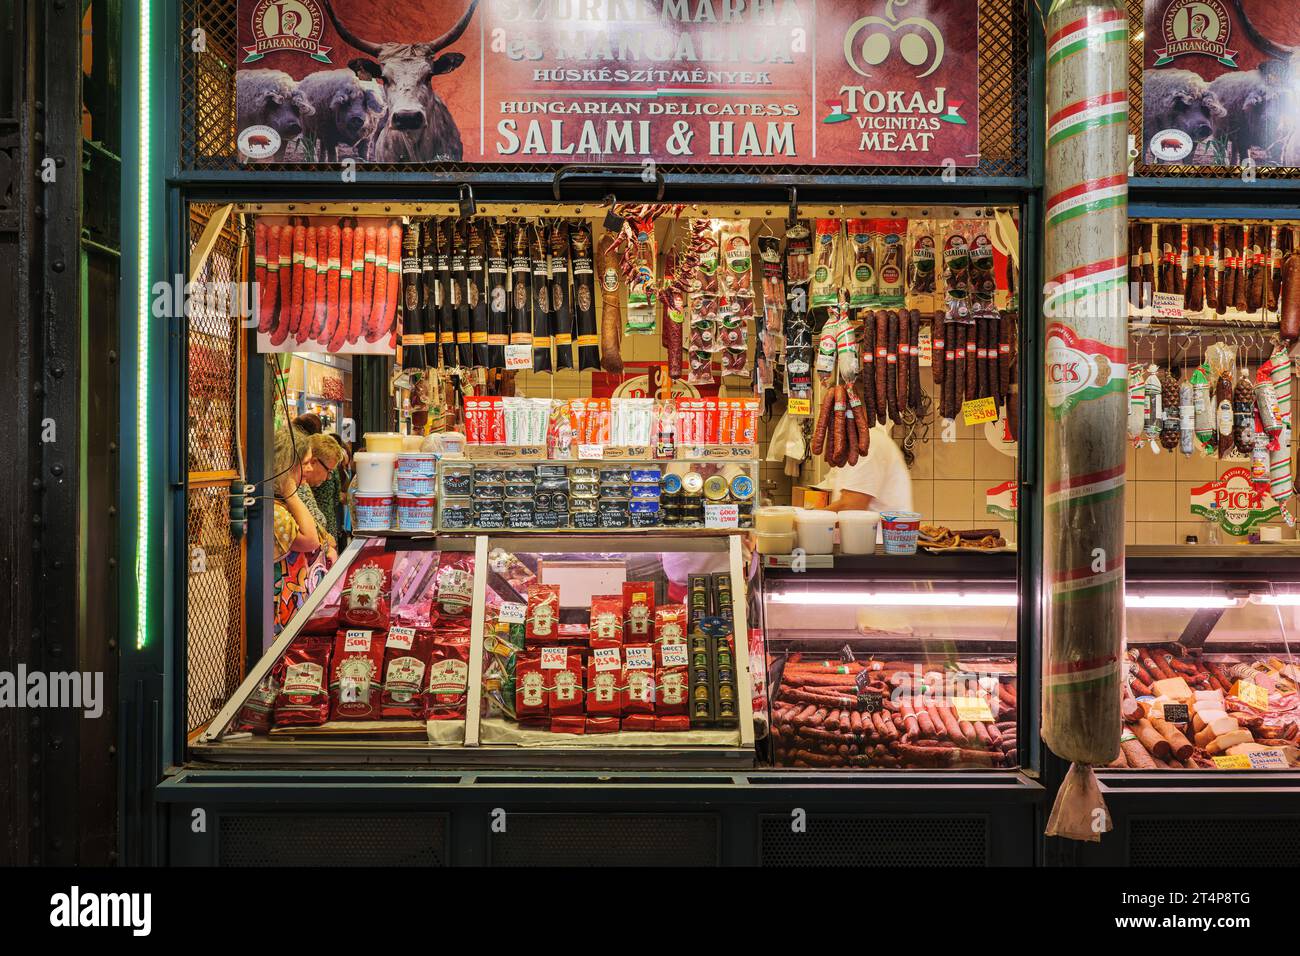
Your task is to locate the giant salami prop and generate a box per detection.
[1041,0,1129,841]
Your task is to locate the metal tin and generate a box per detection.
[661,473,683,495]
[682,472,704,495]
[703,475,729,501]
[729,473,754,500]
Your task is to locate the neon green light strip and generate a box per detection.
[137,0,151,650]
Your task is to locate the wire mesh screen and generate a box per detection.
[1126,0,1300,180]
[186,205,246,733]
[180,0,1029,178]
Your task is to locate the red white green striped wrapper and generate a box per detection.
[1269,347,1294,512]
[1041,0,1128,789]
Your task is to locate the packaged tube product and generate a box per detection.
[451,219,472,366]
[549,221,574,370]
[569,221,601,371]
[436,219,456,366]
[508,220,533,350]
[846,218,877,308]
[467,219,490,367]
[486,218,509,368]
[529,223,554,373]
[624,211,658,333]
[875,218,907,309]
[811,218,843,309]
[905,219,937,312]
[718,219,753,298]
[400,221,425,369]
[941,220,974,322]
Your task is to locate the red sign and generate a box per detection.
[236,0,980,166]
[589,360,717,399]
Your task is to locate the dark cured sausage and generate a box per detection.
[1281,252,1300,342]
[810,385,836,456]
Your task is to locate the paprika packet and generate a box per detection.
[380,625,433,719]
[330,628,386,721]
[234,668,282,734]
[587,644,623,717]
[654,604,688,645]
[622,581,655,643]
[621,644,657,715]
[589,593,624,644]
[424,627,471,719]
[656,640,691,716]
[273,636,333,727]
[525,584,561,646]
[515,651,548,722]
[543,645,584,716]
[342,549,397,628]
[433,551,475,618]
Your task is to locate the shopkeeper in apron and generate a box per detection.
[817,423,913,513]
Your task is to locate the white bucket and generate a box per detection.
[838,510,880,554]
[794,509,837,554]
[353,451,397,495]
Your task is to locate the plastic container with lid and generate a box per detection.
[422,431,466,457]
[353,452,397,495]
[396,451,438,476]
[754,506,796,535]
[880,511,922,555]
[401,434,425,452]
[396,495,435,532]
[794,509,837,554]
[354,493,394,532]
[838,510,880,555]
[364,432,405,454]
[753,530,798,554]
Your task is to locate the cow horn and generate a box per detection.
[428,0,480,54]
[1229,0,1295,59]
[320,0,382,57]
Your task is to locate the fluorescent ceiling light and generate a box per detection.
[767,591,1017,607]
[1124,595,1241,609]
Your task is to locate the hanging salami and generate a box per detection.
[508,220,533,356]
[529,222,554,374]
[400,221,425,369]
[569,221,601,371]
[486,219,509,369]
[549,221,574,371]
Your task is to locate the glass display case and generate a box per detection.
[194,532,755,768]
[1116,548,1300,771]
[759,553,1019,770]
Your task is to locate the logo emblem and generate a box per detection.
[237,124,282,161]
[243,0,332,64]
[1149,127,1194,162]
[1044,323,1127,417]
[1190,467,1279,535]
[843,0,946,79]
[1152,0,1237,68]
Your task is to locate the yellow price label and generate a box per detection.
[962,396,998,426]
[1211,755,1252,770]
[953,696,995,723]
[788,397,812,416]
[1237,681,1270,710]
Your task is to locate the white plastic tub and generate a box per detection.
[838,510,880,554]
[794,509,837,554]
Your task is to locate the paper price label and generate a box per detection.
[540,647,569,669]
[344,629,373,652]
[1247,749,1288,769]
[705,503,739,528]
[1211,754,1252,770]
[1151,291,1184,320]
[498,602,526,625]
[625,646,654,670]
[505,344,532,370]
[661,643,689,667]
[962,396,999,426]
[917,325,933,366]
[815,351,836,373]
[578,443,605,460]
[385,626,416,650]
[857,691,883,713]
[953,696,995,723]
[593,646,622,672]
[1157,702,1189,724]
[788,397,812,417]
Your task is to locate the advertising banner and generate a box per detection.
[1141,0,1300,167]
[236,0,980,167]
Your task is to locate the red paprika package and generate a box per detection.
[542,645,584,716]
[424,628,471,719]
[234,668,282,734]
[342,549,396,628]
[330,628,386,720]
[585,717,619,734]
[654,604,688,646]
[525,584,561,646]
[656,641,690,716]
[622,714,656,732]
[587,644,623,717]
[433,552,475,618]
[515,652,548,722]
[380,625,433,719]
[551,715,586,734]
[621,644,657,715]
[655,715,691,732]
[274,636,333,726]
[622,581,655,642]
[589,594,624,645]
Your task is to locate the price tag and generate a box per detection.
[578,443,605,460]
[661,643,689,667]
[1151,291,1184,320]
[705,503,739,528]
[344,629,373,652]
[498,602,526,625]
[962,396,998,426]
[1247,748,1287,769]
[1211,754,1252,770]
[592,646,621,672]
[385,626,416,650]
[625,646,654,670]
[1237,680,1270,710]
[505,344,532,370]
[857,691,883,713]
[953,696,995,723]
[1158,702,1189,724]
[540,647,569,670]
[917,324,933,367]
[788,397,811,417]
[815,351,836,373]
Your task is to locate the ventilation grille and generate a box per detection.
[760,814,988,867]
[489,813,719,867]
[1128,817,1300,867]
[219,814,447,866]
